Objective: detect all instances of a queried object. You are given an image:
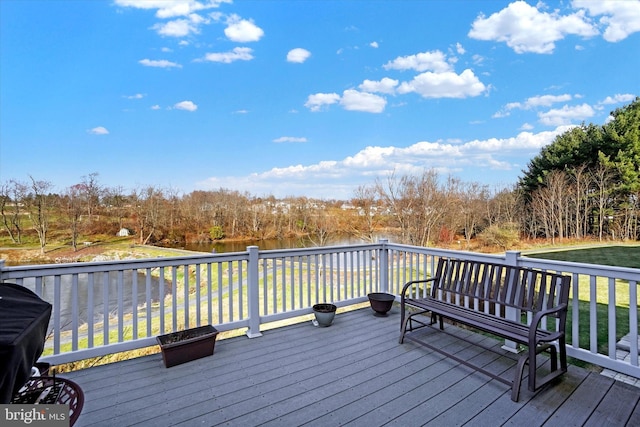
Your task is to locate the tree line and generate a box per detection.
[2,98,639,254]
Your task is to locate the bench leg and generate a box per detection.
[513,353,529,401]
[559,336,568,372]
[399,314,409,344]
[399,310,432,344]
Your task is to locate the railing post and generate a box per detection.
[0,260,4,281]
[502,250,521,353]
[379,239,389,294]
[246,246,263,338]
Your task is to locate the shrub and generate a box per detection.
[477,223,520,250]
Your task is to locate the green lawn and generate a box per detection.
[525,245,640,268]
[525,245,639,367]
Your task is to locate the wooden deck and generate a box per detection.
[62,306,640,426]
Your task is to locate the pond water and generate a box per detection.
[175,235,383,253]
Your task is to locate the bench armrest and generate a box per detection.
[401,277,438,302]
[528,303,568,343]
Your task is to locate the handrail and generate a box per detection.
[0,241,638,380]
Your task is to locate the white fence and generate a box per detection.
[1,241,638,379]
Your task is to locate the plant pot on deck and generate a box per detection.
[156,325,219,368]
[367,292,395,316]
[312,303,337,327]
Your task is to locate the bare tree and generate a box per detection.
[62,184,84,251]
[103,185,128,231]
[80,172,102,220]
[348,185,380,243]
[591,161,615,241]
[376,172,417,244]
[24,176,53,254]
[307,204,337,246]
[530,170,570,244]
[458,181,490,249]
[567,164,590,239]
[132,186,165,245]
[0,180,26,244]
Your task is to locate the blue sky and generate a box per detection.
[1,0,638,199]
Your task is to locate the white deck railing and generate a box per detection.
[1,241,638,379]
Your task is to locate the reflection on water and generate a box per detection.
[178,235,379,253]
[20,271,167,332]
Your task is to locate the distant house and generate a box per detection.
[117,228,131,237]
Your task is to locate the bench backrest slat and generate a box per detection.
[431,258,570,319]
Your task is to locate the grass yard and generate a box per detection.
[525,245,640,268]
[525,245,639,368]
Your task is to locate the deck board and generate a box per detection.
[60,306,640,427]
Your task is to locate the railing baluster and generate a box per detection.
[102,271,109,346]
[183,265,189,329]
[629,280,638,367]
[117,270,124,343]
[131,270,138,339]
[142,269,149,337]
[217,262,223,324]
[608,277,617,359]
[53,276,61,354]
[589,275,598,353]
[206,263,212,326]
[172,267,178,331]
[71,274,79,351]
[87,273,94,348]
[195,263,201,327]
[159,266,165,334]
[227,261,234,322]
[239,261,244,319]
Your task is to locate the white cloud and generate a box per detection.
[370,41,379,48]
[115,0,231,19]
[139,58,182,68]
[599,93,636,105]
[304,93,341,112]
[151,105,161,110]
[125,93,145,99]
[201,47,254,63]
[358,78,398,95]
[273,136,308,143]
[174,100,198,111]
[383,50,452,72]
[152,17,201,37]
[468,1,598,54]
[397,69,486,99]
[538,103,595,126]
[494,94,574,117]
[573,0,640,42]
[88,126,109,135]
[197,127,571,198]
[224,14,264,42]
[287,48,311,63]
[455,42,465,55]
[340,90,386,113]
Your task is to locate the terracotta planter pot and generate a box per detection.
[156,325,218,368]
[312,303,337,327]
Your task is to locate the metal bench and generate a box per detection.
[399,257,571,401]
